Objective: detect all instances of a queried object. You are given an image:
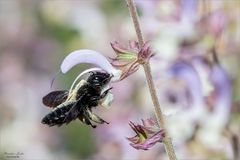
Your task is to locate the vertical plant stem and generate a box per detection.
[126,0,177,159]
[142,63,165,127]
[126,0,144,47]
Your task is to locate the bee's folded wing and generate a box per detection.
[42,90,69,108]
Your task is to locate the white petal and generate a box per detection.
[110,69,122,82]
[60,49,121,81]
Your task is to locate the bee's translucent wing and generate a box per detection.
[42,90,69,108]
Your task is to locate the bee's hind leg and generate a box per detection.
[86,109,109,124]
[79,115,97,128]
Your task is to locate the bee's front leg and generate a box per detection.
[99,87,114,108]
[90,87,113,102]
[100,87,113,99]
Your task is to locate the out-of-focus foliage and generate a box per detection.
[61,122,97,159]
[38,12,80,45]
[100,0,127,17]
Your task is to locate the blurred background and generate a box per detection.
[0,0,239,159]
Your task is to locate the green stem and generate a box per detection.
[126,0,177,159]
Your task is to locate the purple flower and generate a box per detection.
[167,61,205,119]
[110,41,154,80]
[181,0,198,22]
[160,56,232,145]
[207,64,232,129]
[127,118,165,150]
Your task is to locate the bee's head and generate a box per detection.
[87,71,112,89]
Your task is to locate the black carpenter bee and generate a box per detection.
[41,71,113,128]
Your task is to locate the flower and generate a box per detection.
[127,118,165,150]
[110,41,154,80]
[156,56,232,146]
[61,49,122,82]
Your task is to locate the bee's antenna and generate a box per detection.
[50,70,61,89]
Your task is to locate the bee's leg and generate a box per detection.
[85,118,97,128]
[83,110,97,128]
[88,88,113,103]
[79,116,96,128]
[86,109,109,124]
[100,87,113,99]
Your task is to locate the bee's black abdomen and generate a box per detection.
[41,102,76,126]
[41,109,66,126]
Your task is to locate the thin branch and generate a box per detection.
[126,0,177,159]
[126,0,144,47]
